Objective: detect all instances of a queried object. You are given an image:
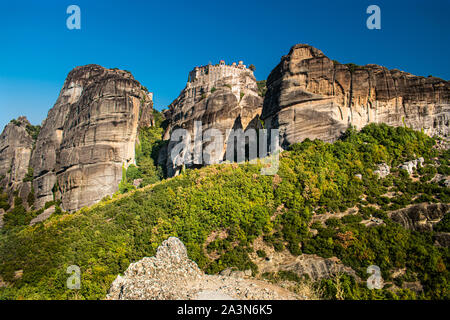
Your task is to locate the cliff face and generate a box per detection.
[262,44,450,147]
[0,117,34,207]
[390,203,449,232]
[1,65,153,212]
[162,63,263,176]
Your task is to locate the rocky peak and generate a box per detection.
[262,44,449,147]
[107,237,299,300]
[162,61,263,176]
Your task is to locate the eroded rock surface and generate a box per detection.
[262,44,450,147]
[390,203,449,231]
[162,61,263,176]
[107,237,299,300]
[28,65,153,211]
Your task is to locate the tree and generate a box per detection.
[249,64,256,72]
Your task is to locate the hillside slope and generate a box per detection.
[0,124,448,300]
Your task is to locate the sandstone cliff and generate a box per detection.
[162,62,263,176]
[262,44,450,147]
[1,65,153,212]
[389,203,449,232]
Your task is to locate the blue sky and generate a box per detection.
[1,0,449,130]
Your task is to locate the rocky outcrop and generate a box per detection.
[249,237,358,281]
[1,65,153,212]
[29,206,55,226]
[399,157,424,175]
[107,237,299,300]
[0,208,4,228]
[390,203,449,231]
[0,117,34,202]
[162,62,263,176]
[262,44,450,148]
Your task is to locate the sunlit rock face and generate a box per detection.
[29,65,153,212]
[162,62,263,176]
[262,44,450,148]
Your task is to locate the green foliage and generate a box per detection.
[434,213,450,233]
[210,87,217,93]
[319,273,417,300]
[131,111,166,187]
[118,109,167,194]
[118,165,135,194]
[345,63,360,73]
[23,167,34,182]
[26,124,41,141]
[27,187,35,207]
[256,249,266,258]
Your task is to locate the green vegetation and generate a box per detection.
[0,123,448,300]
[257,80,267,97]
[2,197,32,228]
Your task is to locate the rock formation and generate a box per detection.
[250,237,358,281]
[399,158,424,175]
[0,65,153,212]
[262,44,450,148]
[162,61,263,176]
[107,237,299,300]
[389,203,449,232]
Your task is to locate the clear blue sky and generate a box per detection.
[1,0,449,130]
